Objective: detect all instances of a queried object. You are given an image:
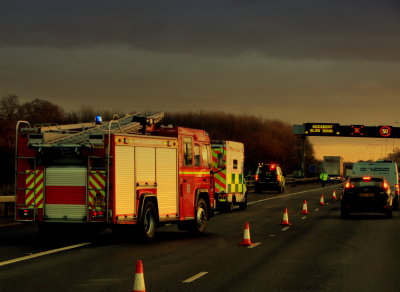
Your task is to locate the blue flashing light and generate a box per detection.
[95,115,102,125]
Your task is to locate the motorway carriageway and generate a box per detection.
[0,183,338,267]
[0,183,359,292]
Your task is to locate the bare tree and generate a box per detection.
[0,94,20,121]
[18,98,65,125]
[164,111,314,175]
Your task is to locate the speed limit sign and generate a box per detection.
[379,126,392,137]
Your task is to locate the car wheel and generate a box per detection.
[393,197,399,211]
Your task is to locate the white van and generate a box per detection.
[352,160,399,209]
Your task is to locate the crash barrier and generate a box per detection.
[286,176,319,187]
[246,175,318,190]
[245,175,255,189]
[0,196,15,218]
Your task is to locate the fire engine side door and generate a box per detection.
[180,136,196,219]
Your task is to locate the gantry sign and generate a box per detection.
[299,123,400,138]
[292,123,400,176]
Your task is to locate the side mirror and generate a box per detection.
[210,167,225,175]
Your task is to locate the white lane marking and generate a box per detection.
[314,208,319,211]
[247,242,261,249]
[0,242,91,267]
[281,226,290,231]
[183,272,208,283]
[248,185,337,206]
[301,216,307,220]
[269,234,276,237]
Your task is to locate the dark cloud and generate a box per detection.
[1,0,399,60]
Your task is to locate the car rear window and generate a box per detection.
[259,167,276,177]
[350,178,384,188]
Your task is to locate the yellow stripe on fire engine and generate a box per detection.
[179,171,211,176]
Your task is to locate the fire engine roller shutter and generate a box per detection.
[44,166,87,221]
[115,145,136,217]
[135,147,156,183]
[156,147,178,216]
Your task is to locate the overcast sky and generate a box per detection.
[1,0,400,161]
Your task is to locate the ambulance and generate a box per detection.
[211,141,247,211]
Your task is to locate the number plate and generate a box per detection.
[359,193,375,197]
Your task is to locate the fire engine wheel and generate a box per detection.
[190,198,208,234]
[140,201,158,240]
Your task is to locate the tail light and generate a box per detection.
[396,184,399,195]
[362,176,371,181]
[18,208,34,218]
[383,181,389,190]
[276,174,281,182]
[254,174,259,181]
[269,164,276,170]
[345,182,354,189]
[92,210,106,218]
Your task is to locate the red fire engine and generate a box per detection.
[15,113,215,239]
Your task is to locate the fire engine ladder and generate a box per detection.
[44,112,165,146]
[15,121,39,221]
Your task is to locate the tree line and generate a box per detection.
[163,111,317,174]
[0,94,318,194]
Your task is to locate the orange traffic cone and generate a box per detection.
[320,194,325,206]
[133,260,146,292]
[332,190,337,200]
[280,208,291,225]
[239,222,254,246]
[301,200,309,215]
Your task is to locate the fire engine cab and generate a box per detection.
[15,112,215,239]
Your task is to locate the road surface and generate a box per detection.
[1,183,399,291]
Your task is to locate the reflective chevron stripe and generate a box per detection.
[88,170,106,210]
[212,147,226,193]
[25,170,44,208]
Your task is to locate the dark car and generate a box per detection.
[341,175,393,219]
[254,163,285,193]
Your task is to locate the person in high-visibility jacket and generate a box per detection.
[320,170,328,187]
